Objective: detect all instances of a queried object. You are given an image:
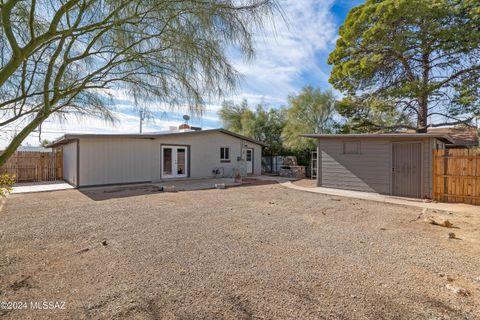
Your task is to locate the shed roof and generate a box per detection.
[300,133,454,144]
[47,128,267,148]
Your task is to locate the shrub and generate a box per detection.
[0,174,15,197]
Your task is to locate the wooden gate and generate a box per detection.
[432,148,480,205]
[0,149,63,182]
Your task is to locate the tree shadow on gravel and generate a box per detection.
[370,293,469,319]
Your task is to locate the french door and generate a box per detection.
[162,146,188,179]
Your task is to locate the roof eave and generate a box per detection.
[46,129,268,148]
[299,133,455,144]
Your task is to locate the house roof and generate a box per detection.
[300,133,455,144]
[47,128,267,148]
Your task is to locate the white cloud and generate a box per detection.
[0,112,180,148]
[1,0,340,148]
[230,0,337,104]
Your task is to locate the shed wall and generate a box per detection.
[319,139,392,194]
[318,138,435,198]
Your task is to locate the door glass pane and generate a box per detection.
[246,150,252,161]
[177,148,186,175]
[163,148,172,175]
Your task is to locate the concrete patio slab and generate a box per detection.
[12,181,74,194]
[75,178,243,201]
[153,177,241,191]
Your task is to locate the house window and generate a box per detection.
[220,147,230,162]
[343,141,361,154]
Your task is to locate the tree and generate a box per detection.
[334,96,415,133]
[328,0,480,133]
[218,100,252,134]
[218,99,287,154]
[40,139,52,147]
[0,0,278,165]
[282,86,336,150]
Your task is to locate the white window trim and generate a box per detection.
[220,146,231,161]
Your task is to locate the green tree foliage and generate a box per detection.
[219,86,337,158]
[282,86,336,150]
[218,100,251,134]
[334,96,414,133]
[0,0,278,165]
[0,174,15,197]
[218,99,287,154]
[328,0,480,133]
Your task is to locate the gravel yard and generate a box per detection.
[0,182,479,319]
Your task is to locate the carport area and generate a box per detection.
[1,182,479,319]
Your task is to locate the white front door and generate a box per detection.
[243,148,253,174]
[162,146,188,179]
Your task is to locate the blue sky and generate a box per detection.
[0,0,364,148]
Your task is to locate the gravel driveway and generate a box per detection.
[0,183,479,319]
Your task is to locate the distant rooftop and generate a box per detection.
[16,146,52,152]
[421,127,478,147]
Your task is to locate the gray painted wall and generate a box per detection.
[319,139,392,194]
[79,138,153,186]
[317,137,438,198]
[73,131,262,187]
[63,141,77,186]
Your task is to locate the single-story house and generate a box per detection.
[48,128,265,187]
[302,133,455,199]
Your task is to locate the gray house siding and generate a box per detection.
[317,137,441,198]
[150,131,261,181]
[70,131,261,187]
[78,138,153,187]
[63,140,78,186]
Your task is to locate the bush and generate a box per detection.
[0,174,15,197]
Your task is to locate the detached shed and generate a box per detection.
[302,133,454,199]
[48,129,265,187]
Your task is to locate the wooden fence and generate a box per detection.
[432,148,480,205]
[0,149,63,182]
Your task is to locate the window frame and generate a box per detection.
[342,141,361,155]
[220,146,231,162]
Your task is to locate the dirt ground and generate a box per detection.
[1,182,479,319]
[292,179,317,188]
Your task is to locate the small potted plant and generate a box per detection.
[234,170,242,183]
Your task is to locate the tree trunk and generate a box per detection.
[417,97,428,133]
[0,112,50,166]
[417,44,430,134]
